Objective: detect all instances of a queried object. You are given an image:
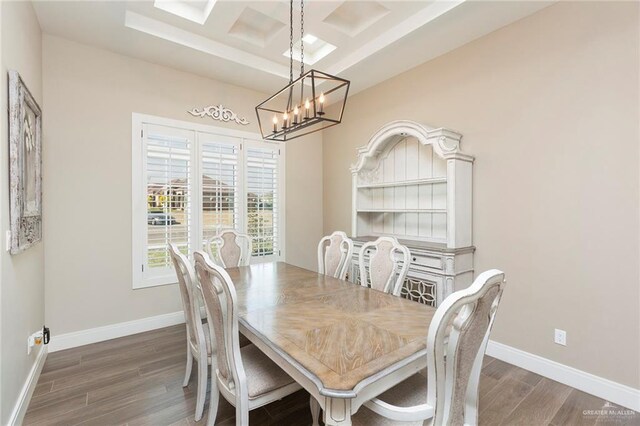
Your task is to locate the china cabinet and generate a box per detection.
[349,120,475,306]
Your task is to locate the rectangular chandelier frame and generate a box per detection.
[255,69,350,142]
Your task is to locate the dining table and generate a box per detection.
[225,261,437,425]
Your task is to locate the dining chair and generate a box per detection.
[193,251,304,426]
[168,243,212,422]
[206,229,253,267]
[358,236,410,296]
[350,269,506,426]
[317,231,354,280]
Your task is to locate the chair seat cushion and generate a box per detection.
[352,373,428,426]
[241,344,296,400]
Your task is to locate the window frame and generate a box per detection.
[132,113,286,289]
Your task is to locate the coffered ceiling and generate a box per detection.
[33,1,553,95]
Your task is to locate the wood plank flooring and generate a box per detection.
[25,324,639,425]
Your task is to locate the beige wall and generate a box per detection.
[42,35,322,335]
[323,2,639,388]
[0,1,45,423]
[285,133,324,271]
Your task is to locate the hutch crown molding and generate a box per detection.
[350,120,474,306]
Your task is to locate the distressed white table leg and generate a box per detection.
[323,397,352,425]
[310,395,321,426]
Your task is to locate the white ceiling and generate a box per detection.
[33,0,554,96]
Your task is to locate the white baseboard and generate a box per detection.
[8,345,48,426]
[47,311,186,352]
[486,340,640,412]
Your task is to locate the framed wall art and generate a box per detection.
[8,70,42,254]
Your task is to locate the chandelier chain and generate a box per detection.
[289,0,294,83]
[300,0,304,76]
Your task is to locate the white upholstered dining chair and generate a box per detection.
[358,236,411,296]
[317,231,354,280]
[351,269,506,426]
[206,230,253,267]
[193,251,304,426]
[168,243,212,422]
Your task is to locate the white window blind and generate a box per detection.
[246,146,280,260]
[200,135,240,246]
[133,115,284,288]
[143,125,195,283]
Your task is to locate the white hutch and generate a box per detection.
[349,120,475,306]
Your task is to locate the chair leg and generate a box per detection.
[195,358,207,421]
[310,395,321,426]
[235,405,249,426]
[207,361,219,426]
[183,344,193,387]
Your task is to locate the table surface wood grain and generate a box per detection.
[226,262,437,395]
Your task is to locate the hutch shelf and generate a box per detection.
[349,120,475,306]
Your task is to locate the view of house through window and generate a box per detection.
[145,127,193,271]
[133,115,284,288]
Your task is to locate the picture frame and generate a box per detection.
[8,70,42,254]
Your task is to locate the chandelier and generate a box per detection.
[255,0,350,141]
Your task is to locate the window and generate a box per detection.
[132,114,285,288]
[246,147,279,258]
[200,134,240,244]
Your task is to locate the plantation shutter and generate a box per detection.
[142,124,195,285]
[245,144,281,262]
[133,115,285,289]
[199,134,241,249]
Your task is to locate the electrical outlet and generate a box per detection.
[27,330,44,355]
[554,329,567,346]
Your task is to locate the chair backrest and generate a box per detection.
[168,243,207,354]
[425,269,506,426]
[206,230,252,267]
[358,237,410,296]
[317,231,353,280]
[193,250,248,406]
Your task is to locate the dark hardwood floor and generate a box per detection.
[24,324,638,425]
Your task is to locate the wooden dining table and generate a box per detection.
[225,262,437,425]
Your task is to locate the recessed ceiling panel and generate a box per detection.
[154,0,217,25]
[323,1,390,37]
[228,7,286,47]
[283,34,337,65]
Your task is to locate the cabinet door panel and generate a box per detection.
[400,277,437,307]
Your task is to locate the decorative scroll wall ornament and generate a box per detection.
[187,104,249,125]
[8,70,43,254]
